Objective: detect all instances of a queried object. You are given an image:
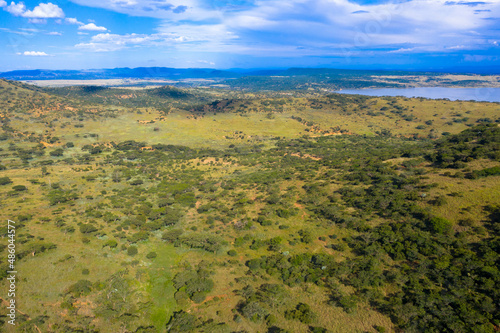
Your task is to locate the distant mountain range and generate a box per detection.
[2,67,498,91]
[0,67,443,81]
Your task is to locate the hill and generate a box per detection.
[2,67,499,91]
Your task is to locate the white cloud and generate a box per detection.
[47,31,62,35]
[5,2,26,16]
[75,32,196,52]
[23,51,49,56]
[69,0,210,20]
[23,2,64,18]
[0,0,7,7]
[197,60,215,66]
[69,0,500,58]
[28,18,47,24]
[4,2,64,18]
[0,27,32,35]
[66,17,84,25]
[78,23,107,31]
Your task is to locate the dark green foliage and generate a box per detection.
[129,179,143,186]
[150,86,192,99]
[428,216,452,234]
[128,230,149,243]
[17,241,57,260]
[0,176,12,185]
[12,185,27,191]
[49,148,64,157]
[240,301,268,322]
[173,267,214,303]
[79,224,98,234]
[162,229,184,242]
[66,280,92,297]
[431,195,447,206]
[47,189,78,205]
[427,124,500,168]
[178,233,223,253]
[95,271,134,320]
[127,246,138,256]
[166,311,200,332]
[285,303,315,324]
[227,249,237,256]
[146,251,157,259]
[469,166,500,179]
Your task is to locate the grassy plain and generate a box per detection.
[0,79,499,332]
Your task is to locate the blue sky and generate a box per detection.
[0,0,499,71]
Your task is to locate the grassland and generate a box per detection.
[0,79,499,333]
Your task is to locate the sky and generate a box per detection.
[0,0,499,72]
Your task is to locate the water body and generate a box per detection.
[335,87,500,103]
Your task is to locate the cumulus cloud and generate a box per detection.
[0,0,7,7]
[78,23,107,31]
[23,2,64,18]
[4,2,64,18]
[22,51,49,56]
[5,2,26,16]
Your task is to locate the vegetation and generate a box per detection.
[0,78,499,332]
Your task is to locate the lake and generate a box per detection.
[335,87,500,103]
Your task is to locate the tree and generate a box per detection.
[166,311,199,332]
[0,177,12,185]
[12,185,27,191]
[79,224,98,234]
[127,246,138,256]
[146,252,157,259]
[428,216,452,234]
[50,148,64,157]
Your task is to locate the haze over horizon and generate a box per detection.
[1,0,499,73]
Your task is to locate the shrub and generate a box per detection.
[66,280,92,297]
[127,246,138,256]
[428,216,453,234]
[12,185,27,192]
[79,224,98,234]
[227,250,237,256]
[50,148,64,157]
[103,240,118,248]
[130,179,143,186]
[146,252,157,259]
[0,177,12,185]
[284,303,315,324]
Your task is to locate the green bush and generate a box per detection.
[146,251,157,259]
[428,216,453,234]
[127,246,138,256]
[0,177,12,185]
[12,185,27,191]
[79,224,98,234]
[285,303,315,324]
[129,179,143,186]
[66,280,92,297]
